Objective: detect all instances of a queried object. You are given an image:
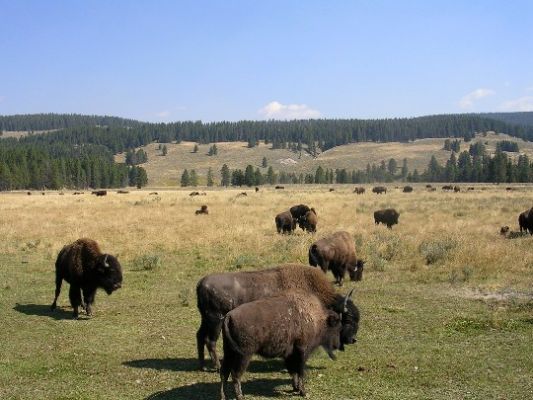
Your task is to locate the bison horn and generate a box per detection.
[343,288,355,312]
[104,254,110,268]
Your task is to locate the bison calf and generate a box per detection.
[275,211,296,234]
[374,208,400,229]
[309,231,364,285]
[50,238,122,319]
[196,205,209,215]
[220,291,345,399]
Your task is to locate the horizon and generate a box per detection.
[1,1,532,122]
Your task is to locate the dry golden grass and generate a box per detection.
[1,186,532,399]
[115,133,533,186]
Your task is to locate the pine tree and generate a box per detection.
[244,165,255,186]
[315,166,325,184]
[387,158,398,175]
[181,169,190,186]
[190,169,198,186]
[401,158,408,179]
[207,167,214,186]
[267,166,276,184]
[221,164,230,187]
[262,157,268,168]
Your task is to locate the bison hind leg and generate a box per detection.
[68,285,82,319]
[50,274,63,310]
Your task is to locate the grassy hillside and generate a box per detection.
[0,187,532,399]
[117,133,533,186]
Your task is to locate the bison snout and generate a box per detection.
[113,283,122,289]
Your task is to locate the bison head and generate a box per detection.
[96,254,123,294]
[333,289,360,350]
[349,260,365,282]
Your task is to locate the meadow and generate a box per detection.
[0,186,532,399]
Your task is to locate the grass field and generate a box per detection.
[114,133,533,186]
[1,186,532,399]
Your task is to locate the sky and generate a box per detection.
[1,0,532,122]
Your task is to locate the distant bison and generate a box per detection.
[196,264,360,371]
[329,188,335,192]
[427,187,437,192]
[403,186,413,193]
[51,238,122,319]
[27,192,31,195]
[374,208,400,229]
[91,190,107,196]
[255,187,259,192]
[442,185,453,191]
[353,187,365,195]
[117,190,129,194]
[467,187,475,191]
[453,186,461,193]
[275,211,297,234]
[149,192,159,195]
[425,184,433,189]
[309,231,364,285]
[372,186,387,194]
[519,208,533,234]
[190,191,200,196]
[299,208,318,233]
[220,291,347,399]
[73,191,84,195]
[196,205,209,215]
[275,185,285,190]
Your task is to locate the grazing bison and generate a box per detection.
[354,187,365,195]
[50,238,122,319]
[196,205,209,215]
[372,186,387,194]
[220,290,348,399]
[425,184,433,189]
[374,208,400,229]
[467,187,475,191]
[117,190,129,194]
[453,186,461,192]
[275,211,296,234]
[196,264,360,371]
[275,185,285,190]
[403,186,413,193]
[290,204,311,224]
[519,208,533,234]
[27,192,31,195]
[442,185,453,191]
[92,190,107,196]
[298,208,318,233]
[190,191,200,196]
[329,188,335,192]
[149,192,159,195]
[309,231,364,285]
[73,191,84,195]
[255,187,259,192]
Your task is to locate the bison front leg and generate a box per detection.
[82,287,96,316]
[68,285,82,319]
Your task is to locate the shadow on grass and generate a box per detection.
[145,378,289,399]
[13,303,73,320]
[124,357,325,373]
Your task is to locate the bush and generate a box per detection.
[133,254,162,271]
[419,236,457,265]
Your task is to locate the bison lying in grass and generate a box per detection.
[50,238,122,319]
[196,264,360,371]
[220,290,349,399]
[309,231,364,285]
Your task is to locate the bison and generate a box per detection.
[298,208,318,233]
[403,186,413,193]
[196,205,209,215]
[275,211,296,234]
[236,192,247,197]
[453,186,461,192]
[117,190,129,194]
[290,204,311,224]
[196,264,360,371]
[92,190,107,196]
[329,188,335,192]
[309,231,364,285]
[220,290,349,399]
[353,187,365,195]
[519,208,533,234]
[372,186,387,194]
[442,185,453,191]
[50,238,122,319]
[190,191,200,196]
[255,187,259,192]
[275,185,285,190]
[374,208,400,229]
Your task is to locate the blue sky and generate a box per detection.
[1,0,532,122]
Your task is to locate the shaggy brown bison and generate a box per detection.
[354,187,365,194]
[299,208,318,233]
[50,238,122,319]
[275,211,296,234]
[519,208,533,234]
[403,186,413,193]
[453,186,461,192]
[275,185,285,189]
[329,188,335,192]
[196,264,360,371]
[91,190,107,196]
[255,187,259,192]
[149,191,159,195]
[374,208,400,228]
[220,290,348,399]
[195,205,209,215]
[189,191,200,196]
[442,185,453,191]
[290,204,311,224]
[309,231,364,285]
[372,186,387,194]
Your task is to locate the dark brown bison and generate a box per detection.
[196,205,209,215]
[255,187,259,192]
[519,208,533,234]
[442,185,453,191]
[290,204,311,224]
[27,192,31,195]
[149,191,159,195]
[309,231,364,285]
[92,190,107,196]
[220,290,349,399]
[467,187,475,191]
[354,187,365,194]
[50,238,122,319]
[298,208,318,233]
[190,191,200,196]
[425,184,433,189]
[117,190,129,194]
[275,185,285,190]
[453,186,461,192]
[73,191,84,195]
[196,264,360,371]
[403,186,413,193]
[329,188,335,192]
[374,208,400,228]
[372,186,387,194]
[275,211,296,234]
[428,187,437,192]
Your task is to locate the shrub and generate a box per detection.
[133,254,162,271]
[419,236,457,265]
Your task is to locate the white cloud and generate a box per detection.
[155,110,171,118]
[459,88,495,109]
[258,101,321,120]
[500,96,533,112]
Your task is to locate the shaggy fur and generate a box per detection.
[50,238,122,318]
[299,208,318,233]
[403,186,413,193]
[275,211,296,234]
[196,264,359,371]
[309,231,363,285]
[519,208,533,234]
[374,208,400,229]
[220,291,343,399]
[289,204,311,223]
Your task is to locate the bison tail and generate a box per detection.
[308,244,320,267]
[222,316,245,356]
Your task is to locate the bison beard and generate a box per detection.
[50,238,122,319]
[196,264,360,371]
[219,291,343,400]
